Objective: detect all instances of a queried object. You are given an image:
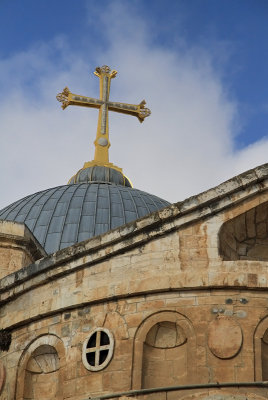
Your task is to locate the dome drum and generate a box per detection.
[68,165,132,187]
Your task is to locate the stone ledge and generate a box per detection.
[2,261,268,329]
[0,164,268,301]
[0,220,46,260]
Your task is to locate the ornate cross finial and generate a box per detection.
[56,65,151,166]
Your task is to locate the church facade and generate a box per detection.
[0,66,268,400]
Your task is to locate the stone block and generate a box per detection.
[62,378,77,398]
[124,313,144,328]
[256,222,267,239]
[75,373,102,395]
[256,202,268,223]
[234,214,247,242]
[102,370,130,392]
[246,208,256,238]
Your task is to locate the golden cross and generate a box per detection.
[56,65,151,165]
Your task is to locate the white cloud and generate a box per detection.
[0,2,267,210]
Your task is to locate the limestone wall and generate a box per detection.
[1,289,268,399]
[0,221,46,279]
[0,167,268,399]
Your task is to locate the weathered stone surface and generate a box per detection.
[0,164,268,398]
[0,221,46,279]
[220,199,268,261]
[0,361,5,395]
[207,316,243,359]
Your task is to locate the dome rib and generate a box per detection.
[5,193,34,220]
[58,184,84,250]
[93,183,100,238]
[147,193,161,210]
[20,190,50,224]
[43,185,71,252]
[135,188,152,216]
[127,186,142,217]
[107,184,111,233]
[31,187,62,236]
[2,190,45,221]
[75,184,90,245]
[117,185,127,227]
[18,188,56,226]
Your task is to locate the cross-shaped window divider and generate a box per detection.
[86,330,110,367]
[82,328,114,371]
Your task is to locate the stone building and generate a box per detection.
[0,66,268,400]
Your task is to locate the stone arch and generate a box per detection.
[132,310,196,390]
[219,201,268,261]
[15,334,66,400]
[254,316,268,381]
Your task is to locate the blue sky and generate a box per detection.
[0,0,267,207]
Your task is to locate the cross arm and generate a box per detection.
[56,87,103,110]
[108,100,151,123]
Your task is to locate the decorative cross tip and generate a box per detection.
[56,87,70,109]
[138,100,151,122]
[96,65,111,74]
[94,65,117,79]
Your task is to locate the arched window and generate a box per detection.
[132,311,196,389]
[15,335,65,400]
[24,345,60,399]
[142,321,187,388]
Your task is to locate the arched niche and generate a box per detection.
[15,334,66,400]
[219,201,268,261]
[132,311,196,390]
[254,317,268,381]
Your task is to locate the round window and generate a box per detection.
[82,328,114,371]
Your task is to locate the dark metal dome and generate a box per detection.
[0,183,170,254]
[68,165,132,187]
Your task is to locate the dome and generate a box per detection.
[0,183,170,254]
[68,165,132,187]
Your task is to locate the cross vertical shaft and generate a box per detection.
[94,66,117,164]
